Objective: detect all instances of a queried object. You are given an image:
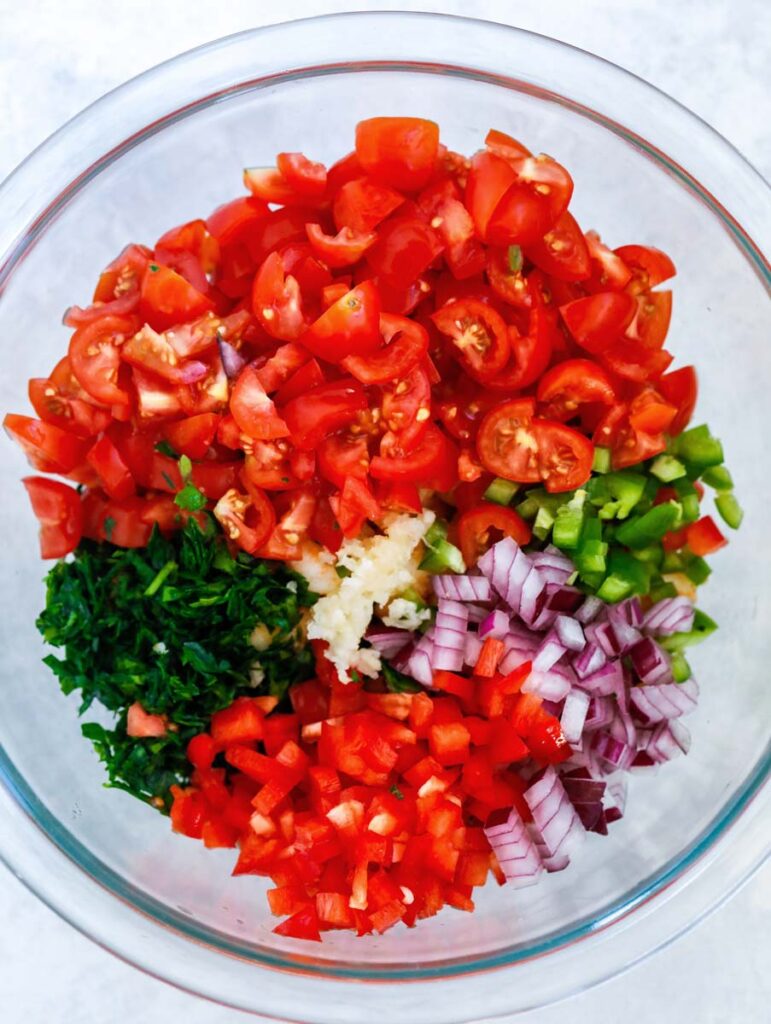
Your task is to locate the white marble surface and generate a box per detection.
[0,1,769,1021]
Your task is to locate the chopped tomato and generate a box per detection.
[614,244,676,291]
[525,212,590,282]
[431,299,510,382]
[161,413,221,460]
[276,152,327,199]
[626,290,672,349]
[213,487,276,555]
[301,281,381,363]
[252,251,307,341]
[4,414,89,474]
[379,363,432,452]
[342,314,428,385]
[371,423,457,491]
[230,365,290,440]
[69,315,138,408]
[560,292,637,353]
[584,231,632,292]
[22,477,83,558]
[355,117,440,191]
[658,366,698,435]
[333,177,405,234]
[283,379,367,450]
[367,214,443,291]
[140,264,213,331]
[536,359,616,421]
[86,434,135,500]
[457,502,532,566]
[317,433,369,489]
[306,223,376,268]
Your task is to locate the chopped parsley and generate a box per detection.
[37,518,316,809]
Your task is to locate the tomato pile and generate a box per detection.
[5,116,696,563]
[170,646,571,940]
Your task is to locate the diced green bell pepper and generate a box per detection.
[659,608,718,652]
[715,492,743,529]
[650,454,687,482]
[673,478,701,523]
[596,549,651,602]
[614,501,682,549]
[533,505,556,540]
[484,477,519,506]
[592,446,612,474]
[552,490,586,550]
[420,538,466,574]
[671,652,692,682]
[672,425,724,470]
[587,470,647,520]
[683,553,711,585]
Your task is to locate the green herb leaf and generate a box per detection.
[103,516,116,541]
[178,454,193,480]
[154,440,178,458]
[174,482,207,512]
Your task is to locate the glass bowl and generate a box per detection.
[0,12,769,1023]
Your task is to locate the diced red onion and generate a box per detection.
[585,620,617,658]
[499,646,534,675]
[478,538,533,612]
[519,566,547,627]
[533,630,567,673]
[403,632,434,687]
[218,337,247,380]
[575,595,603,624]
[365,627,413,660]
[620,597,644,628]
[465,603,491,624]
[604,774,627,822]
[583,696,614,732]
[433,574,492,603]
[484,807,543,888]
[642,596,695,637]
[464,632,483,667]
[593,731,634,771]
[648,719,691,762]
[554,615,585,652]
[478,609,510,639]
[525,767,585,862]
[544,584,584,614]
[573,641,607,680]
[560,689,590,745]
[606,606,642,654]
[630,637,673,685]
[530,549,574,586]
[576,658,623,697]
[630,678,699,723]
[523,669,572,702]
[432,645,465,671]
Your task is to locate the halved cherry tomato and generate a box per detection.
[615,244,676,290]
[122,325,207,385]
[536,359,616,421]
[243,167,311,206]
[301,281,381,363]
[306,224,376,268]
[242,441,301,492]
[601,339,673,383]
[332,178,404,234]
[355,117,440,191]
[525,211,590,282]
[685,515,727,556]
[86,434,135,500]
[283,379,367,450]
[367,215,443,291]
[154,219,219,292]
[342,314,428,385]
[276,152,327,199]
[230,365,290,440]
[431,299,510,382]
[533,420,594,492]
[69,315,138,407]
[486,155,573,247]
[213,487,276,555]
[658,366,697,435]
[252,251,307,341]
[161,413,221,460]
[22,477,83,558]
[4,414,89,474]
[457,502,531,566]
[559,292,637,353]
[140,264,213,332]
[371,423,457,491]
[418,179,485,280]
[465,151,517,242]
[245,207,311,266]
[317,433,369,489]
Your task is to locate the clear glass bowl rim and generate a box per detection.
[0,10,769,1019]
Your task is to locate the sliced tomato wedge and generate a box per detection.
[161,413,221,460]
[252,251,307,341]
[431,299,510,382]
[332,177,404,234]
[305,223,376,268]
[484,128,531,162]
[276,152,327,199]
[584,231,632,292]
[342,314,428,385]
[301,281,381,363]
[317,433,370,489]
[485,247,531,309]
[28,372,112,438]
[658,365,697,435]
[615,244,676,291]
[22,477,83,558]
[379,363,432,453]
[625,291,672,349]
[122,325,208,385]
[140,264,213,332]
[628,388,677,435]
[355,117,440,191]
[69,314,138,407]
[371,423,457,491]
[242,441,302,492]
[4,414,90,474]
[418,179,486,280]
[525,211,590,282]
[366,214,443,291]
[283,379,367,450]
[274,359,326,406]
[230,365,290,440]
[86,434,135,500]
[560,292,637,353]
[206,196,269,247]
[601,339,673,383]
[487,303,555,392]
[457,502,532,566]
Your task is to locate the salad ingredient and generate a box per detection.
[37,519,314,806]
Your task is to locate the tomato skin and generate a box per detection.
[628,388,677,435]
[69,314,138,407]
[380,364,432,452]
[601,339,673,383]
[230,365,290,440]
[658,365,697,436]
[317,434,369,489]
[560,292,637,353]
[28,375,112,438]
[213,487,276,555]
[476,398,540,484]
[331,477,381,538]
[536,358,616,421]
[206,196,269,246]
[252,251,307,341]
[276,152,327,198]
[342,314,428,385]
[584,231,632,293]
[457,503,531,567]
[465,151,517,241]
[525,212,591,282]
[625,290,672,350]
[86,434,135,500]
[487,303,555,392]
[301,282,382,363]
[283,379,367,450]
[4,413,90,474]
[431,299,510,382]
[371,423,457,490]
[355,117,440,191]
[333,177,405,235]
[615,244,676,290]
[533,420,594,492]
[484,128,531,162]
[485,247,531,309]
[140,264,213,331]
[22,477,83,558]
[274,359,326,406]
[306,223,376,268]
[162,413,221,460]
[417,179,485,280]
[367,214,443,291]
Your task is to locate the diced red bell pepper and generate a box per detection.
[201,816,240,849]
[685,515,727,556]
[432,670,475,704]
[210,696,265,747]
[273,904,322,941]
[169,785,207,839]
[263,713,300,756]
[474,637,505,677]
[429,721,471,766]
[186,732,217,770]
[316,892,354,928]
[268,885,312,917]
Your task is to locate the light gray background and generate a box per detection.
[0,1,769,1022]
